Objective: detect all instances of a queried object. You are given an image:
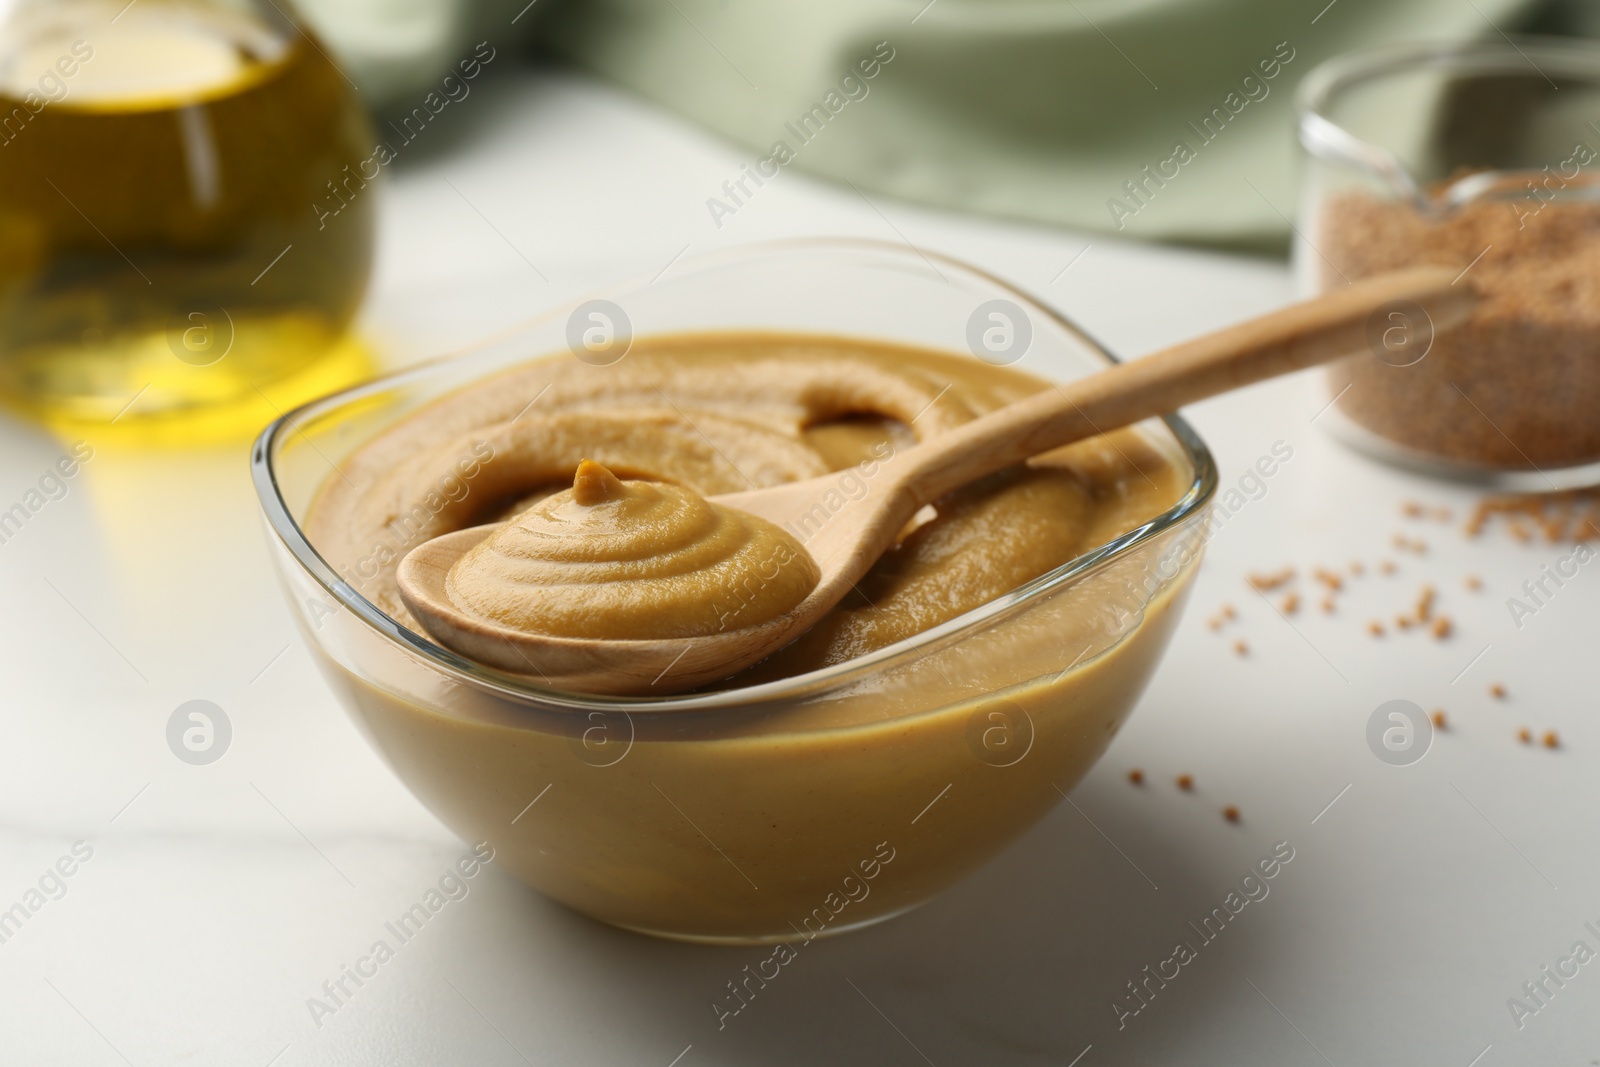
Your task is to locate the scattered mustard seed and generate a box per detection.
[1247,568,1295,592]
[1128,768,1144,785]
[1490,683,1507,699]
[1223,806,1241,824]
[1176,774,1194,792]
[1543,730,1561,750]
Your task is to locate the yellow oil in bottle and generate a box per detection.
[0,0,377,442]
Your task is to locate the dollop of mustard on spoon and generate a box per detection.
[443,460,820,640]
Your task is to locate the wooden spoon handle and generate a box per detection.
[899,267,1475,507]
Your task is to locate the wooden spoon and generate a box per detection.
[400,267,1474,695]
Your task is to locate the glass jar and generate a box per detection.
[1296,38,1600,489]
[0,0,375,440]
[253,240,1218,943]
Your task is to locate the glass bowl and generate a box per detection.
[1296,38,1600,489]
[251,240,1217,944]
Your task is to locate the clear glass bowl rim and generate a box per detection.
[1295,35,1600,202]
[249,238,1218,716]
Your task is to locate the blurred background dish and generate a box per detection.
[0,0,375,440]
[1298,38,1600,488]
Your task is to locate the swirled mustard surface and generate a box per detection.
[305,333,1187,683]
[445,459,819,639]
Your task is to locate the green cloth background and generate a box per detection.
[539,0,1566,248]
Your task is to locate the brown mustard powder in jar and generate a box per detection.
[1321,191,1600,469]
